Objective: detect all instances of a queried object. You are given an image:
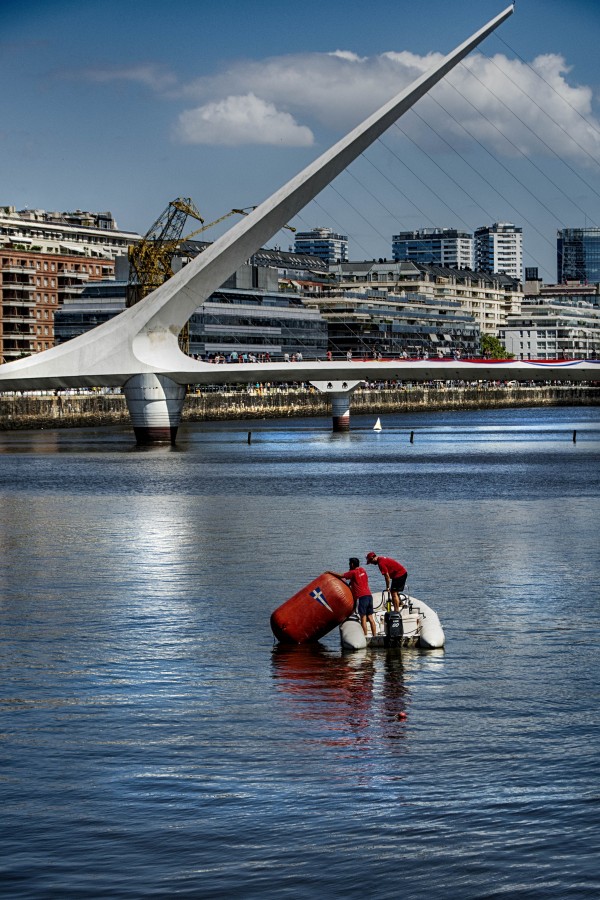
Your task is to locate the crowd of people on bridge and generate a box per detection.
[193,347,469,364]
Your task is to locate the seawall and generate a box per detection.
[0,385,598,431]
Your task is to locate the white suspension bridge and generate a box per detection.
[0,4,597,442]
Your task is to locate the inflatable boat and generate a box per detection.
[339,591,445,651]
[270,573,444,652]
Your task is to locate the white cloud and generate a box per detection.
[175,49,600,162]
[328,50,367,63]
[79,63,178,92]
[76,48,600,161]
[175,93,314,146]
[429,52,600,165]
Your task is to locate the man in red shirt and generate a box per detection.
[365,551,408,613]
[334,557,377,637]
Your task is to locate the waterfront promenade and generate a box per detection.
[1,383,598,431]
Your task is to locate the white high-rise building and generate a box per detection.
[474,222,522,280]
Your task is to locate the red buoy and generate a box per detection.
[270,573,355,644]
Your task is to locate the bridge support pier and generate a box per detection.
[124,373,187,445]
[310,380,363,432]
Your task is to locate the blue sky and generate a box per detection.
[2,0,600,280]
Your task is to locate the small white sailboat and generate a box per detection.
[373,417,382,431]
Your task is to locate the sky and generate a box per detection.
[1,0,600,282]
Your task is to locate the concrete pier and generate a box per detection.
[310,379,363,432]
[123,374,187,444]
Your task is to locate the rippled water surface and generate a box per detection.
[1,406,599,898]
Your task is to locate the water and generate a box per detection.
[0,405,598,898]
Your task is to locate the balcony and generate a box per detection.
[58,283,87,297]
[2,313,36,324]
[57,270,90,282]
[2,274,34,286]
[2,296,35,309]
[1,265,35,275]
[3,324,34,338]
[2,341,35,359]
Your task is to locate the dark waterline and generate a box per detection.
[1,406,599,898]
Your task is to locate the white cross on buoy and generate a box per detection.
[309,587,333,612]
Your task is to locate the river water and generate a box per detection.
[1,405,598,899]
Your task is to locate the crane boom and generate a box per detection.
[126,197,204,309]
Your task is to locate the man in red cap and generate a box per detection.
[366,552,408,612]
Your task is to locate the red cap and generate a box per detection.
[366,551,377,563]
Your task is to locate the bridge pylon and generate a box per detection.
[310,380,364,432]
[124,374,187,444]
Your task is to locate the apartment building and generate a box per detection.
[0,205,136,360]
[311,288,480,357]
[327,260,522,335]
[0,206,140,259]
[474,222,523,279]
[0,248,114,361]
[499,299,600,360]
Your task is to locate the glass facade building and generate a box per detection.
[392,228,473,268]
[188,291,327,359]
[54,281,128,344]
[55,280,328,360]
[557,228,600,284]
[294,227,348,264]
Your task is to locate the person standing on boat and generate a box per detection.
[333,557,377,637]
[365,551,408,613]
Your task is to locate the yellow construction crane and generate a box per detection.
[127,199,258,309]
[127,198,296,353]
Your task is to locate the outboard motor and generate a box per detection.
[384,609,404,648]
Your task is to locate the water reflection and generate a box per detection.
[271,643,411,758]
